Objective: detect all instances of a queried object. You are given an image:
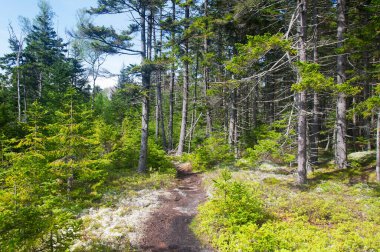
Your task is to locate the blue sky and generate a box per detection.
[0,0,141,88]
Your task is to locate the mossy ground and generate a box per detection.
[193,165,380,251]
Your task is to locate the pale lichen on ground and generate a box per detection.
[70,189,171,251]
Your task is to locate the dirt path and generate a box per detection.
[138,172,212,252]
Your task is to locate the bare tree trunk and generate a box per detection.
[228,88,237,155]
[157,8,167,151]
[155,76,159,141]
[297,0,307,184]
[23,74,27,120]
[204,0,212,136]
[16,40,23,122]
[168,0,176,151]
[363,52,372,151]
[158,74,167,151]
[177,3,190,155]
[310,0,319,166]
[138,6,150,173]
[147,9,153,60]
[252,83,258,129]
[154,15,159,142]
[188,53,199,153]
[38,72,43,98]
[234,88,239,157]
[335,0,347,169]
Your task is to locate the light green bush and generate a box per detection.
[193,171,380,251]
[183,135,234,171]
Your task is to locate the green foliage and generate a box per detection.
[353,84,380,118]
[243,125,295,166]
[291,62,334,92]
[110,116,173,172]
[183,135,234,171]
[0,88,112,250]
[226,33,292,75]
[192,170,269,251]
[194,170,380,251]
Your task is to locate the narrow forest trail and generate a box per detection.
[137,170,213,252]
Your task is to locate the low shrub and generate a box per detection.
[183,135,234,171]
[193,170,380,251]
[192,170,269,251]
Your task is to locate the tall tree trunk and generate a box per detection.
[16,40,23,122]
[157,7,167,151]
[252,82,258,129]
[177,3,190,155]
[17,67,21,122]
[188,53,199,153]
[363,52,372,150]
[297,0,307,184]
[204,0,212,136]
[147,9,153,60]
[38,72,43,98]
[154,14,159,142]
[335,0,347,169]
[168,0,176,151]
[228,87,237,155]
[310,0,319,166]
[138,6,150,173]
[234,88,239,157]
[23,74,27,120]
[157,73,167,151]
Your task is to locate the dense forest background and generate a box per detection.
[0,0,379,250]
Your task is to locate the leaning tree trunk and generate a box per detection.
[297,0,307,184]
[335,0,347,169]
[188,53,199,153]
[138,6,150,173]
[177,3,190,155]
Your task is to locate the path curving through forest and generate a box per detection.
[138,170,213,252]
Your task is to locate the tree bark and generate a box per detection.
[252,83,258,129]
[16,39,23,123]
[157,8,167,151]
[228,87,237,155]
[297,0,307,184]
[177,3,190,155]
[335,0,347,169]
[188,53,199,153]
[204,0,212,137]
[138,5,150,173]
[310,0,319,166]
[168,0,176,151]
[157,73,167,151]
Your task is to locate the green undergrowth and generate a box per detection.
[193,169,380,251]
[180,135,234,171]
[99,168,176,207]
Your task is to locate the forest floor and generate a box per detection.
[71,154,380,251]
[71,166,213,252]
